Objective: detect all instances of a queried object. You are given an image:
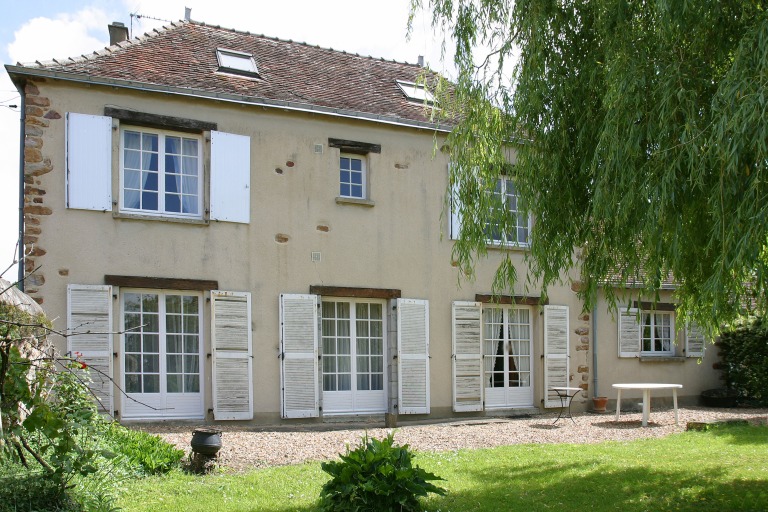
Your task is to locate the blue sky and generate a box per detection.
[0,0,450,283]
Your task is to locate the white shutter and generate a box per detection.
[210,130,251,223]
[397,299,430,415]
[67,284,113,414]
[544,305,570,408]
[618,308,641,357]
[211,291,253,420]
[449,169,462,240]
[452,301,483,412]
[685,322,706,358]
[66,113,112,211]
[280,294,319,418]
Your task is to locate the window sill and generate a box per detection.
[335,197,375,207]
[639,356,686,363]
[114,211,209,225]
[486,242,530,252]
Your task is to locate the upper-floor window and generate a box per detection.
[396,80,437,106]
[641,311,674,355]
[339,154,366,199]
[121,127,202,218]
[485,177,530,246]
[216,48,259,77]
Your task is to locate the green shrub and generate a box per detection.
[719,316,768,405]
[103,424,184,475]
[0,464,76,512]
[318,432,446,512]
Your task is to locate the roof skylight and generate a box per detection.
[216,48,259,77]
[396,80,437,105]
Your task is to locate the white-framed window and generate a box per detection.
[321,299,386,414]
[122,290,204,419]
[120,127,202,218]
[641,311,674,355]
[216,48,259,77]
[485,176,531,246]
[339,153,366,199]
[396,80,437,105]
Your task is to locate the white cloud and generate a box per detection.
[7,8,111,64]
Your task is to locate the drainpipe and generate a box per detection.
[15,79,26,291]
[592,305,598,397]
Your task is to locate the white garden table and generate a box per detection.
[612,383,683,427]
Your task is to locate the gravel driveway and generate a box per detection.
[142,407,767,472]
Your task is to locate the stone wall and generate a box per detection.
[22,80,59,304]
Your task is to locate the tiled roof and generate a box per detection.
[12,20,444,128]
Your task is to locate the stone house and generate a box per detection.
[4,18,721,424]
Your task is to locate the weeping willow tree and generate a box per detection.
[413,0,768,331]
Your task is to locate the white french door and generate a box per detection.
[321,299,386,414]
[483,306,533,408]
[121,290,204,419]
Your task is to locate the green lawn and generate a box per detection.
[114,425,768,512]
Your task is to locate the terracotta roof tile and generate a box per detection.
[17,21,443,127]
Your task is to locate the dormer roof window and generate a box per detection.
[216,48,259,77]
[396,80,437,106]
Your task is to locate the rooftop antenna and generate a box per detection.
[129,12,173,38]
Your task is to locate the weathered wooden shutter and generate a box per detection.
[452,301,483,412]
[618,307,641,357]
[66,113,112,211]
[685,322,706,358]
[210,130,251,223]
[544,305,569,408]
[280,294,319,418]
[67,284,113,414]
[397,299,430,414]
[211,291,253,420]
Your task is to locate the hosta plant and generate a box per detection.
[318,432,446,512]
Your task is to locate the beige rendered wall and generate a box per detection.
[592,291,723,406]
[22,78,593,422]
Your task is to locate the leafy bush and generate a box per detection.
[103,424,184,475]
[318,432,446,512]
[719,316,768,405]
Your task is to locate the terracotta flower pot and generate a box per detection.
[592,396,609,413]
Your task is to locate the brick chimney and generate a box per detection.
[108,22,129,45]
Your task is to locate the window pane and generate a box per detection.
[184,355,199,373]
[182,176,197,194]
[142,153,158,172]
[322,338,336,355]
[357,374,370,391]
[142,354,159,373]
[323,357,336,373]
[340,183,350,197]
[350,158,362,171]
[351,185,363,198]
[144,313,159,333]
[142,133,158,152]
[182,156,198,175]
[143,375,160,393]
[124,131,141,149]
[125,374,141,393]
[125,354,140,373]
[167,354,182,373]
[167,335,181,353]
[123,153,141,173]
[183,139,198,156]
[338,374,351,391]
[142,191,158,210]
[357,356,369,372]
[184,335,198,353]
[125,333,141,352]
[143,334,159,353]
[124,190,140,209]
[165,136,181,155]
[338,356,351,373]
[371,356,383,373]
[183,315,199,334]
[167,374,182,393]
[166,154,180,174]
[166,315,182,333]
[323,374,336,391]
[183,295,198,312]
[124,313,141,331]
[371,374,383,391]
[142,170,158,191]
[184,375,200,393]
